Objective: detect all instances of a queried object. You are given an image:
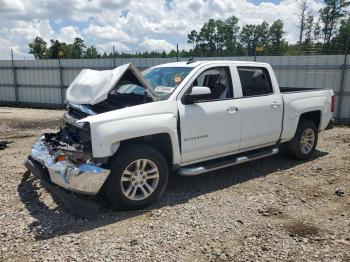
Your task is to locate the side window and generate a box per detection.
[190,67,233,101]
[237,67,273,97]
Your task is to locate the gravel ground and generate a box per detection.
[0,106,349,261]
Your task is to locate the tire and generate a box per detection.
[105,144,169,210]
[286,120,318,160]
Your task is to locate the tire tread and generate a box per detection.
[287,120,318,160]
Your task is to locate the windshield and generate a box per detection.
[114,67,193,100]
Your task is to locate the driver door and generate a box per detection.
[177,65,241,164]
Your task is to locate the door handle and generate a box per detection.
[271,102,281,108]
[226,106,239,113]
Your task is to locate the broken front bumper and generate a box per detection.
[26,137,110,195]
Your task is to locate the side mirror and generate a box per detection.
[183,86,211,104]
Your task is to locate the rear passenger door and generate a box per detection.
[236,66,283,150]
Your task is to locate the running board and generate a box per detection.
[177,147,279,176]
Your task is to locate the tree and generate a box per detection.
[239,24,257,51]
[28,37,47,59]
[187,30,198,50]
[59,42,74,58]
[223,16,240,52]
[319,0,350,44]
[332,17,350,51]
[297,0,311,47]
[304,15,314,46]
[168,49,177,57]
[71,37,86,58]
[256,21,270,48]
[314,21,322,41]
[214,19,227,52]
[85,46,100,58]
[198,19,218,52]
[47,40,61,59]
[269,20,288,54]
[239,21,269,55]
[338,17,350,42]
[191,17,241,55]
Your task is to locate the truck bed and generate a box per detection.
[279,87,334,143]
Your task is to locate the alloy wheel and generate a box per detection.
[120,159,160,201]
[300,128,315,154]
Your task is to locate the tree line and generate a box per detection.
[187,18,288,56]
[28,36,184,59]
[28,0,350,59]
[28,37,101,59]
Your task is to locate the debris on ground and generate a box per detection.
[335,188,345,197]
[0,140,12,150]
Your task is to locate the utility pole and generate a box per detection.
[176,43,179,62]
[113,45,116,68]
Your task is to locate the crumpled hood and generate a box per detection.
[66,63,156,105]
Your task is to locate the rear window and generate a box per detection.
[237,67,273,97]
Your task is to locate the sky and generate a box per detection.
[0,0,325,60]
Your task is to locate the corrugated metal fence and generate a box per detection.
[0,55,349,123]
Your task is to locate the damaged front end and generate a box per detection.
[24,63,157,217]
[25,63,154,197]
[25,108,110,196]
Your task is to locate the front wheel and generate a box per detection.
[286,120,318,160]
[105,144,169,210]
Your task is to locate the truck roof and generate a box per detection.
[153,60,269,68]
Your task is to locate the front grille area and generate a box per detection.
[65,123,92,152]
[43,122,92,157]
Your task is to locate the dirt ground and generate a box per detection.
[0,106,349,261]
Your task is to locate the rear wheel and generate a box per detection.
[287,120,318,160]
[105,144,169,210]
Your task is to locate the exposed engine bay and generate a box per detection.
[85,92,152,114]
[42,64,155,163]
[42,123,92,163]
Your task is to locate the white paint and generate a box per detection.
[66,63,155,105]
[78,61,333,166]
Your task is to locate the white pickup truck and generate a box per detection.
[25,60,335,216]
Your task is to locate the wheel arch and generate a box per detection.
[299,110,321,130]
[115,133,175,167]
[281,109,322,143]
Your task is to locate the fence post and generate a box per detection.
[113,45,116,68]
[58,57,65,107]
[336,38,348,124]
[11,49,19,105]
[254,47,257,62]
